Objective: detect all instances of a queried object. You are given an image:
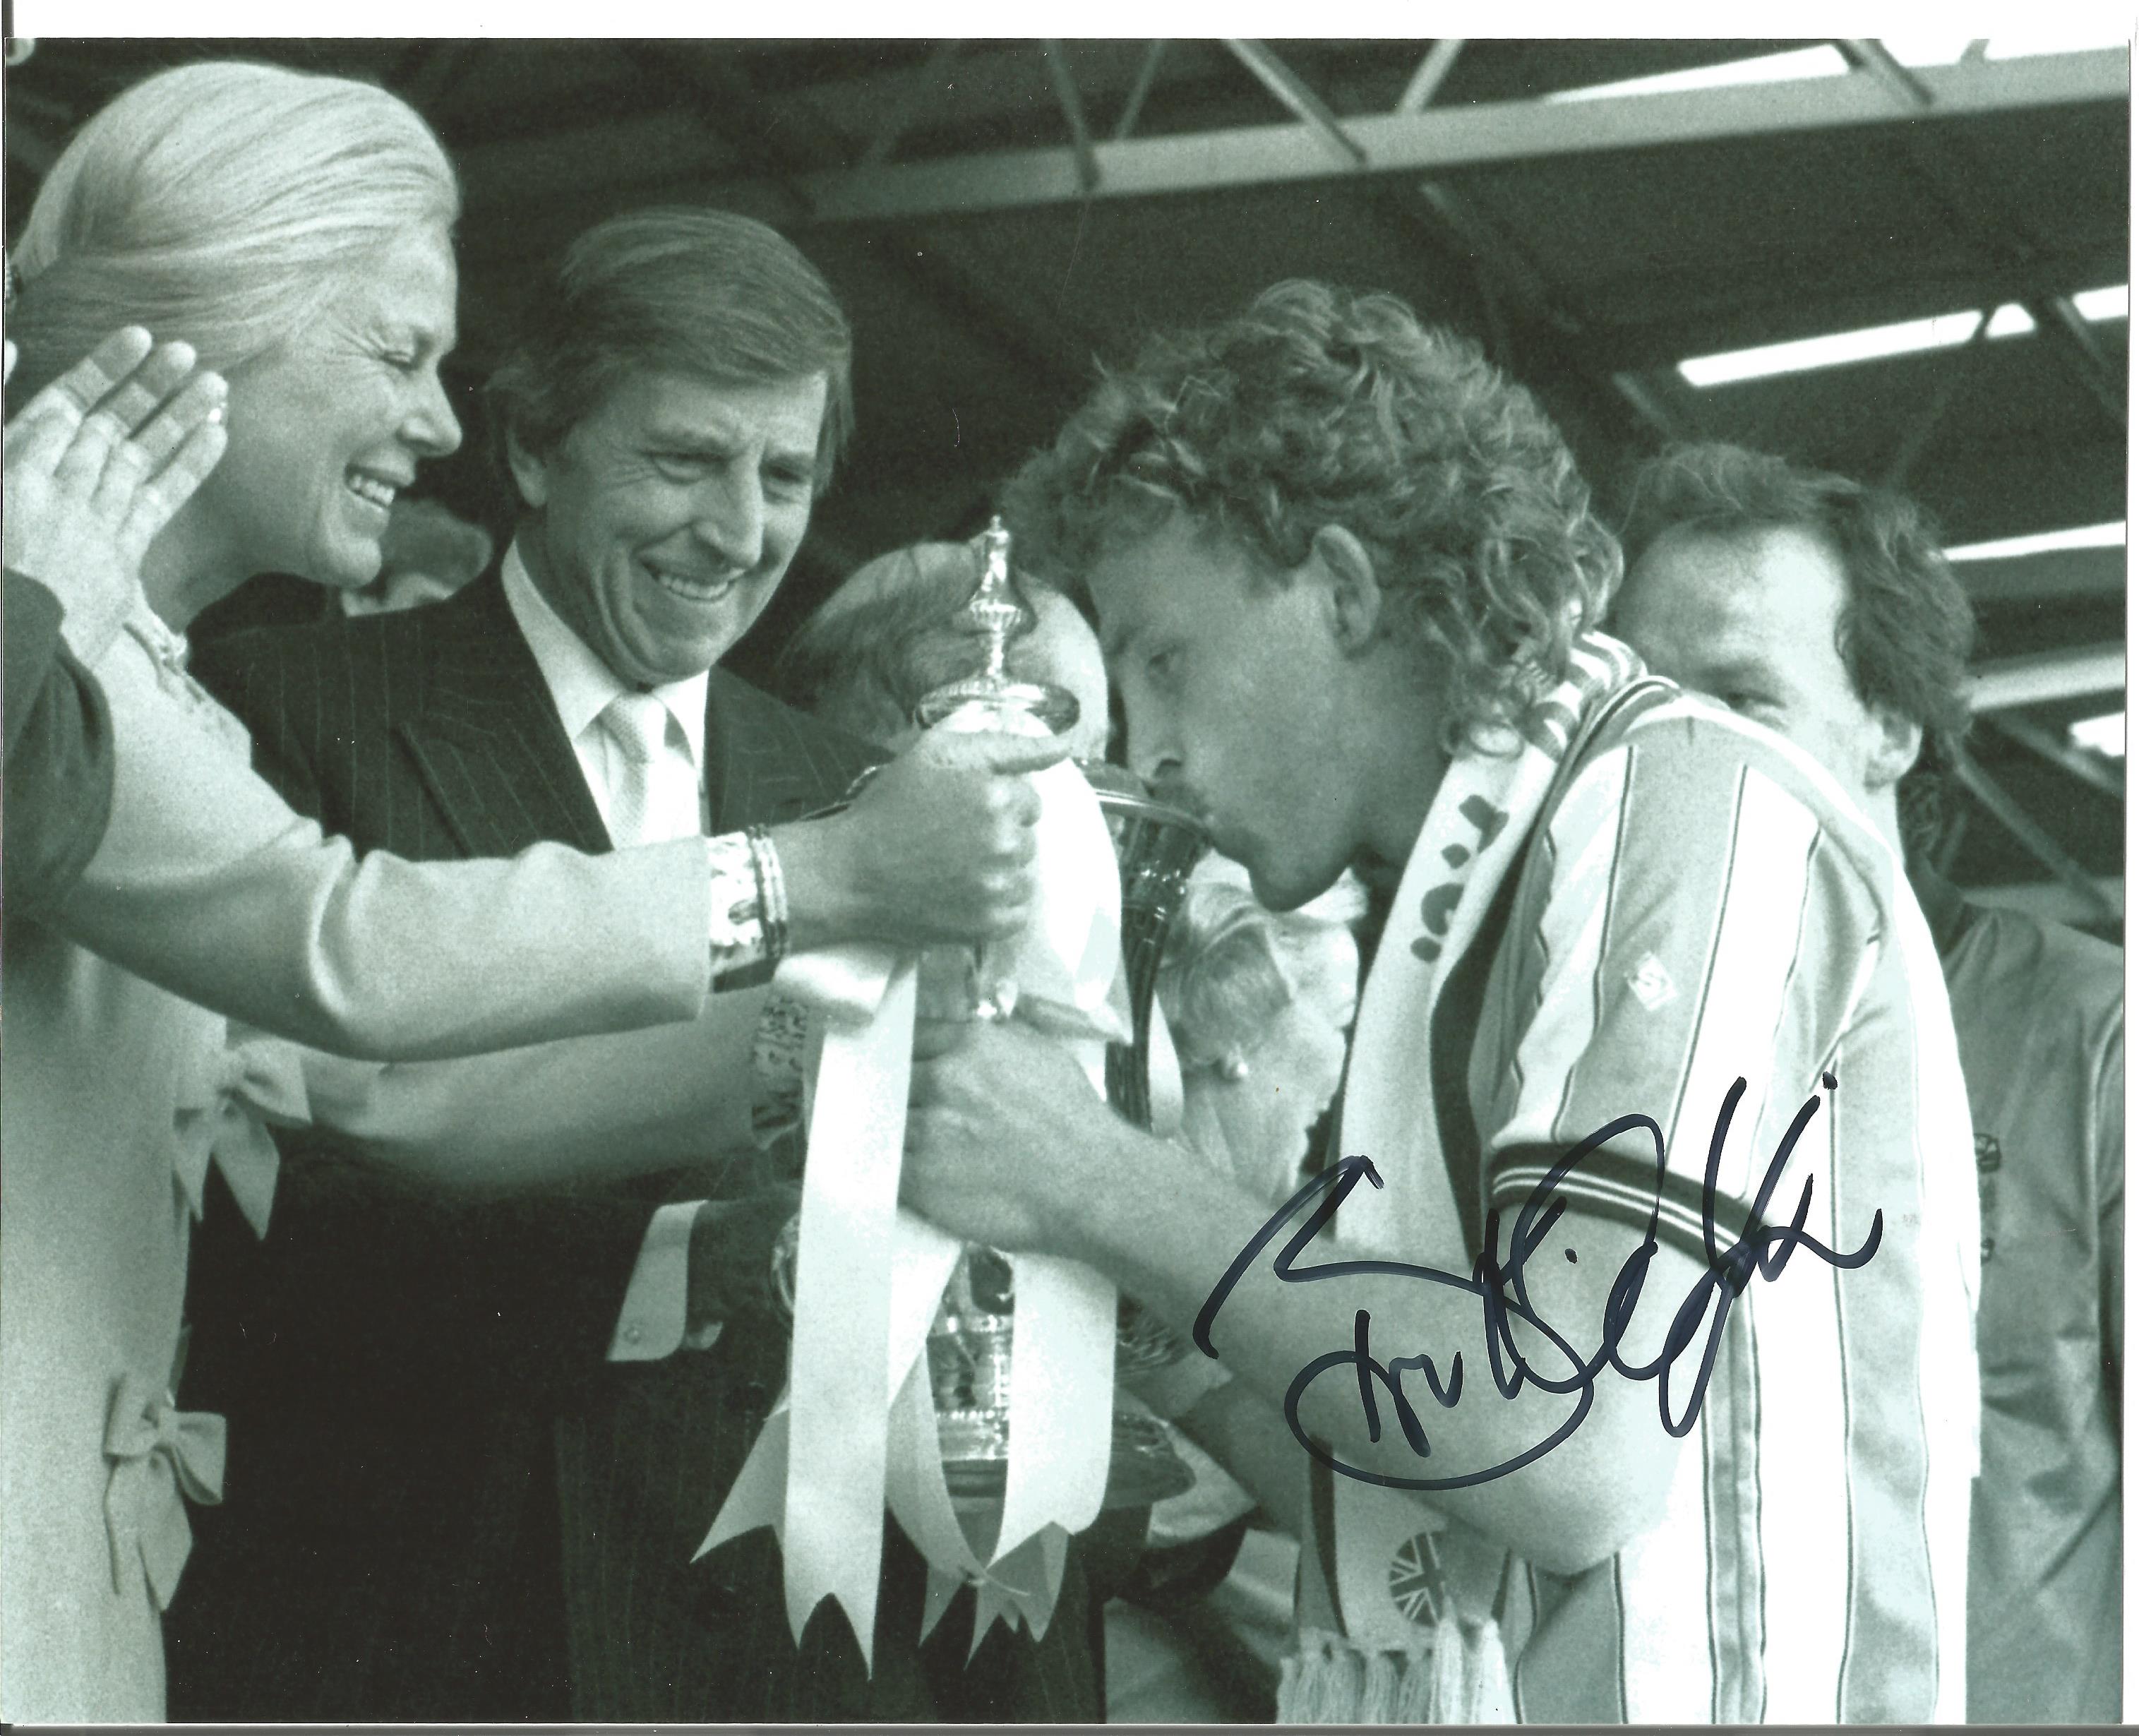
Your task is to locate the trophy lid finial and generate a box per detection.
[913,517,1082,736]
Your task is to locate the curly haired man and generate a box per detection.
[1614,443,2122,1725]
[901,282,1981,1723]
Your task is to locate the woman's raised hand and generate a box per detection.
[4,328,229,662]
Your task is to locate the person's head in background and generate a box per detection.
[340,497,496,616]
[774,534,1111,759]
[1156,855,1365,1205]
[1612,441,1977,859]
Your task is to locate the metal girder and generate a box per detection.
[1967,875,2124,926]
[857,40,964,171]
[1950,545,2126,606]
[1985,714,2125,801]
[1843,39,1937,109]
[1583,249,2131,372]
[1883,310,1996,489]
[796,49,2126,225]
[1966,642,2126,713]
[1610,371,1691,441]
[2036,294,2128,429]
[1402,176,1557,372]
[1397,41,1465,115]
[613,43,830,219]
[1041,42,1100,192]
[1223,40,1367,168]
[1949,744,2121,926]
[1112,40,1168,141]
[895,226,1096,395]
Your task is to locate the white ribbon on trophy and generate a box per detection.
[700,704,1127,1668]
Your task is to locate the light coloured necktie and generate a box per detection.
[600,689,684,846]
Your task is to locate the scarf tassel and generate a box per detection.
[1277,1621,1513,1723]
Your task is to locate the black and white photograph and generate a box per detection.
[0,28,2127,1726]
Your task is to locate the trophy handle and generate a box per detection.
[1087,765,1208,1130]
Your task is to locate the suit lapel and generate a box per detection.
[704,670,867,832]
[395,573,613,858]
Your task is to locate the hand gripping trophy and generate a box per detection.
[702,520,1206,1663]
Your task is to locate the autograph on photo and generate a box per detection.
[1195,1074,1883,1492]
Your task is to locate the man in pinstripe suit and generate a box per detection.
[165,208,1101,1721]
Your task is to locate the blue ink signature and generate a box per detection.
[1193,1074,1881,1490]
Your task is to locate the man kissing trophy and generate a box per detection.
[702,521,1204,1660]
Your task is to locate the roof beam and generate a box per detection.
[1041,42,1100,192]
[1966,875,2123,927]
[1580,249,2131,371]
[1984,714,2125,801]
[1111,40,1168,141]
[1842,39,1937,109]
[1396,40,1465,115]
[2035,293,2128,430]
[1967,642,2126,713]
[1610,371,1690,441]
[797,49,2126,224]
[856,40,964,172]
[1223,40,1367,167]
[1950,544,2126,606]
[1949,743,2121,926]
[1883,309,1996,489]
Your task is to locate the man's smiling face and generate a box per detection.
[510,368,827,686]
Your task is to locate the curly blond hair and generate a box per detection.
[1001,280,1619,750]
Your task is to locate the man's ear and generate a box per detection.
[1864,707,1924,792]
[1307,524,1384,655]
[504,426,551,513]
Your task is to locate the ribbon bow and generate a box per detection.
[102,1374,227,1612]
[172,1029,308,1238]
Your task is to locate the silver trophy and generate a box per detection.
[916,519,1205,1511]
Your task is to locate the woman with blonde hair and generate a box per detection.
[1,61,1043,1719]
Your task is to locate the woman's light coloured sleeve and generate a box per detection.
[52,630,713,1061]
[295,983,768,1189]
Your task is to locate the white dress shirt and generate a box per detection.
[501,541,724,1361]
[501,544,709,843]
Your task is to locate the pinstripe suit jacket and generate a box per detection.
[165,570,1104,1723]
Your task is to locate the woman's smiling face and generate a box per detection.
[204,226,464,589]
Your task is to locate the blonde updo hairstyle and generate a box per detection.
[8,61,460,400]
